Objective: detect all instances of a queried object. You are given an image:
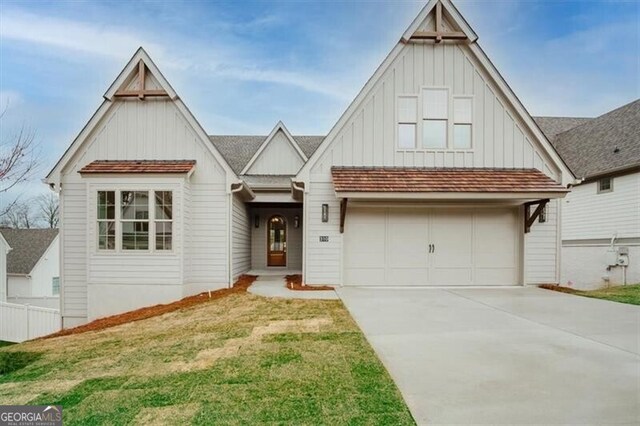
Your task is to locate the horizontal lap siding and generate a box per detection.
[60,98,230,322]
[61,183,87,318]
[525,199,559,284]
[304,32,564,286]
[232,195,251,280]
[305,182,341,285]
[562,173,640,240]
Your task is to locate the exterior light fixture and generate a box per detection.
[321,204,329,223]
[294,215,300,228]
[254,214,260,228]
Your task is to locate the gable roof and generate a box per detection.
[296,0,576,185]
[240,122,307,175]
[45,47,236,185]
[209,134,324,175]
[0,228,59,275]
[542,99,640,179]
[534,116,592,143]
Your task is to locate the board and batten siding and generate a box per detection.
[231,194,251,280]
[562,173,640,241]
[59,98,230,323]
[309,40,561,181]
[245,130,305,175]
[302,31,563,286]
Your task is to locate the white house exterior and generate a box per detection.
[0,232,11,302]
[536,100,640,289]
[45,0,575,328]
[0,229,60,309]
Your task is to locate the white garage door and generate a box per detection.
[344,207,520,286]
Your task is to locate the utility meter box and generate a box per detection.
[618,246,629,255]
[606,249,618,266]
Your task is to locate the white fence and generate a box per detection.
[0,302,61,343]
[6,296,60,310]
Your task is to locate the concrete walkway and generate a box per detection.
[248,275,339,300]
[338,286,640,425]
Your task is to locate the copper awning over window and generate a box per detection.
[79,160,196,174]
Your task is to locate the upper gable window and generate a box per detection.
[422,88,448,149]
[598,177,613,193]
[453,97,473,149]
[397,96,417,149]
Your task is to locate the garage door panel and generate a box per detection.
[344,206,520,287]
[431,268,473,285]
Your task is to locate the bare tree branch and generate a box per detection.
[36,193,59,228]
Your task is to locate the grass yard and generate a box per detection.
[0,291,414,425]
[540,283,640,305]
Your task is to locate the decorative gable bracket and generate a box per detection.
[402,0,472,44]
[114,60,169,100]
[524,199,549,233]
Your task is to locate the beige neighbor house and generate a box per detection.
[536,100,640,289]
[45,0,576,327]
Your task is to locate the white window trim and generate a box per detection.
[396,87,474,153]
[396,94,418,149]
[597,177,614,194]
[452,94,474,151]
[93,187,176,255]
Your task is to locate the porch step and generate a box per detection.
[248,275,339,300]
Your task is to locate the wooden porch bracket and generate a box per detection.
[114,60,169,100]
[339,198,348,234]
[408,2,467,43]
[524,199,549,234]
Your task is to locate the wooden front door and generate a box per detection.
[267,215,287,267]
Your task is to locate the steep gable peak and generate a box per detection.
[402,0,477,44]
[104,47,177,101]
[241,121,307,175]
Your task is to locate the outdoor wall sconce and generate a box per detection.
[294,215,300,228]
[254,214,260,228]
[321,204,329,223]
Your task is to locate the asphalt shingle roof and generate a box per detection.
[534,116,592,143]
[535,99,640,178]
[0,228,59,275]
[209,135,325,175]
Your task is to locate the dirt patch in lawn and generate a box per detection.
[44,275,257,339]
[285,274,334,291]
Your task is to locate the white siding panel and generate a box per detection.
[59,98,230,325]
[562,173,640,240]
[232,194,251,280]
[246,130,305,175]
[304,182,342,285]
[525,199,559,284]
[309,42,561,182]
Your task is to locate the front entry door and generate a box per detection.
[267,215,287,267]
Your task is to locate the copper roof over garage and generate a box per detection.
[331,167,568,193]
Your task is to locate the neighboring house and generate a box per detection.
[0,232,11,302]
[0,228,60,309]
[45,0,575,327]
[536,100,640,289]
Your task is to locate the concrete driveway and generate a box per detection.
[337,287,640,425]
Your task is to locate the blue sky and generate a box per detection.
[0,0,638,205]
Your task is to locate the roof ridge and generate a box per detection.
[555,98,640,140]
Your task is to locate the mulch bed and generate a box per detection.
[43,275,257,339]
[539,284,580,294]
[285,274,334,291]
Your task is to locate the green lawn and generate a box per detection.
[0,341,15,348]
[0,292,414,425]
[542,283,640,305]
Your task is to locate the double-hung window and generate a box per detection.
[397,96,418,149]
[453,97,473,149]
[154,191,173,250]
[422,88,448,149]
[97,191,116,250]
[121,191,150,250]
